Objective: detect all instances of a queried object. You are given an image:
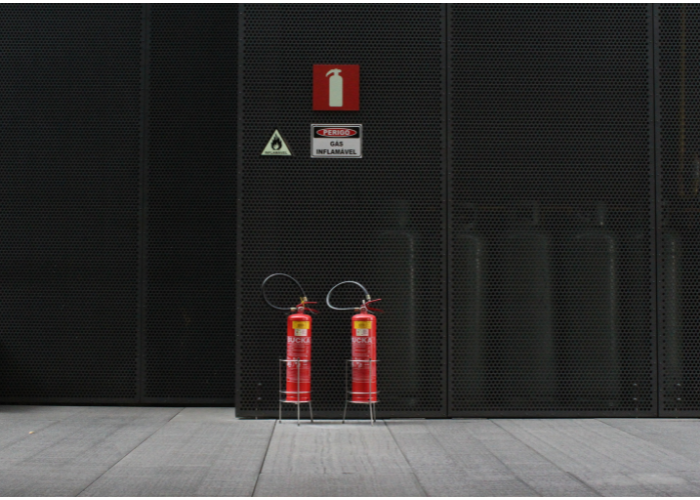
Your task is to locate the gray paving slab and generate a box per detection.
[254,420,424,497]
[0,418,59,451]
[0,406,181,496]
[0,409,182,466]
[169,407,240,424]
[80,409,273,497]
[0,464,111,496]
[2,407,700,496]
[495,419,700,496]
[603,418,700,462]
[73,406,183,421]
[387,419,595,496]
[0,405,87,421]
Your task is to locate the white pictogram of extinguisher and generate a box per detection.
[262,273,318,426]
[326,281,383,425]
[326,68,343,107]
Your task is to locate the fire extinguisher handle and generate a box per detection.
[326,281,373,311]
[364,298,384,314]
[261,273,309,311]
[297,301,319,315]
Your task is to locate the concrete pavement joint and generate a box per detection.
[385,420,429,497]
[75,407,185,497]
[449,421,541,496]
[492,419,603,496]
[251,419,277,497]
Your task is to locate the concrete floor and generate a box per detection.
[1,407,700,496]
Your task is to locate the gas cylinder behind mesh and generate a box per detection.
[499,203,557,403]
[453,222,486,405]
[662,229,683,406]
[566,204,620,406]
[375,199,419,407]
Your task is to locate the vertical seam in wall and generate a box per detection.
[444,3,451,418]
[137,3,152,403]
[651,3,662,417]
[235,4,245,412]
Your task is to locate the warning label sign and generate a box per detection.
[261,130,292,156]
[311,124,362,158]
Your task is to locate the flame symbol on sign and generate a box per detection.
[271,136,282,150]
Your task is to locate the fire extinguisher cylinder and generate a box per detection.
[262,273,318,406]
[327,281,382,409]
[351,309,377,403]
[286,309,312,402]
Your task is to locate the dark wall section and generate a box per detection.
[0,4,237,405]
[658,5,700,416]
[144,4,237,403]
[0,5,142,402]
[237,4,446,417]
[450,5,655,416]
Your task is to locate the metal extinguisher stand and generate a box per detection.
[262,273,316,427]
[343,359,379,425]
[279,358,313,426]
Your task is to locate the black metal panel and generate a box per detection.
[144,4,237,403]
[0,5,141,402]
[658,5,700,415]
[449,5,656,416]
[237,4,446,417]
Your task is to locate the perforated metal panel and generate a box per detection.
[237,4,446,418]
[0,5,141,402]
[659,5,700,416]
[449,5,656,416]
[145,4,237,403]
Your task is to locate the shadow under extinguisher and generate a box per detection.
[375,199,419,408]
[452,205,485,406]
[565,203,620,407]
[499,201,557,404]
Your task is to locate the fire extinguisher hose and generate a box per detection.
[262,273,313,312]
[326,281,383,312]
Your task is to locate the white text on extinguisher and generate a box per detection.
[288,337,311,343]
[351,337,373,343]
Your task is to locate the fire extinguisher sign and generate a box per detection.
[311,125,362,158]
[313,64,359,111]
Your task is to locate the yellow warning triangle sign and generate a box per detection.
[261,130,292,156]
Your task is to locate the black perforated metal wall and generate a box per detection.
[237,4,446,418]
[0,4,237,405]
[449,5,655,416]
[0,5,141,402]
[0,5,695,415]
[144,4,237,404]
[659,5,700,416]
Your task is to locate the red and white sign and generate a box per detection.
[315,127,358,137]
[313,64,360,111]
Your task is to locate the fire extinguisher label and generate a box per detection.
[292,321,310,329]
[351,337,373,344]
[354,320,372,330]
[288,337,311,344]
[355,329,369,337]
[294,329,308,336]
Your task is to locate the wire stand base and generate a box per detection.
[342,359,379,425]
[279,359,313,426]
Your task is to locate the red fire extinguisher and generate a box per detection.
[262,274,318,403]
[326,281,383,406]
